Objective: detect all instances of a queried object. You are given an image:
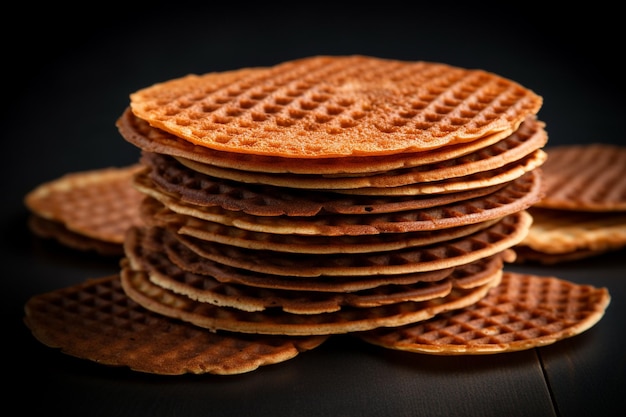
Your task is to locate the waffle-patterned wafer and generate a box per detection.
[134,171,541,235]
[513,245,608,265]
[118,107,518,175]
[141,151,509,216]
[515,144,626,263]
[156,149,546,197]
[357,271,610,354]
[23,275,328,375]
[126,226,511,314]
[120,261,502,335]
[516,207,626,262]
[173,117,547,190]
[164,211,531,277]
[142,198,499,254]
[156,223,510,292]
[125,227,461,313]
[27,215,125,256]
[534,143,626,211]
[24,164,145,245]
[334,150,546,196]
[155,224,462,292]
[130,55,542,158]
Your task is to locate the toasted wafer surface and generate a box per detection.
[521,208,626,255]
[140,151,517,216]
[161,211,531,277]
[118,107,517,175]
[534,143,626,211]
[130,55,542,158]
[358,271,610,354]
[24,165,145,244]
[135,172,540,236]
[120,263,501,335]
[172,117,547,189]
[23,275,328,375]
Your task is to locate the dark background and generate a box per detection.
[4,3,624,416]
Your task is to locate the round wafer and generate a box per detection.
[23,275,328,375]
[129,55,542,158]
[357,271,610,354]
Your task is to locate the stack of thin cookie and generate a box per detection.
[24,55,611,375]
[515,143,626,264]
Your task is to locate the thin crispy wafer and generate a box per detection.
[156,223,510,292]
[117,107,519,175]
[27,215,125,256]
[173,117,547,189]
[534,143,626,211]
[134,171,541,235]
[130,55,542,158]
[141,151,509,216]
[24,164,145,244]
[512,245,608,265]
[24,275,328,375]
[125,226,460,314]
[164,211,531,277]
[120,261,502,335]
[515,208,626,263]
[357,271,610,354]
[141,198,499,254]
[333,150,546,196]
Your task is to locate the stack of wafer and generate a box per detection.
[515,143,626,264]
[24,56,611,375]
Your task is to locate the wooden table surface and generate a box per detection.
[5,4,624,416]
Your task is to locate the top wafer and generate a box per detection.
[130,55,542,158]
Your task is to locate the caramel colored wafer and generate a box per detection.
[120,261,502,336]
[27,215,125,256]
[173,117,547,190]
[534,143,626,211]
[164,211,531,277]
[134,171,541,236]
[358,271,610,354]
[125,227,460,314]
[140,151,508,216]
[516,207,626,263]
[118,107,518,175]
[24,275,328,375]
[141,198,499,254]
[130,56,542,158]
[24,164,145,245]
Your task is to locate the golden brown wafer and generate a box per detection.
[515,207,626,263]
[357,271,610,354]
[512,245,608,265]
[534,143,626,211]
[140,151,509,216]
[120,260,502,335]
[125,226,460,313]
[130,56,542,158]
[24,164,145,244]
[141,198,499,254]
[23,274,328,375]
[134,171,541,236]
[117,107,517,175]
[164,211,531,277]
[173,117,547,189]
[27,215,125,256]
